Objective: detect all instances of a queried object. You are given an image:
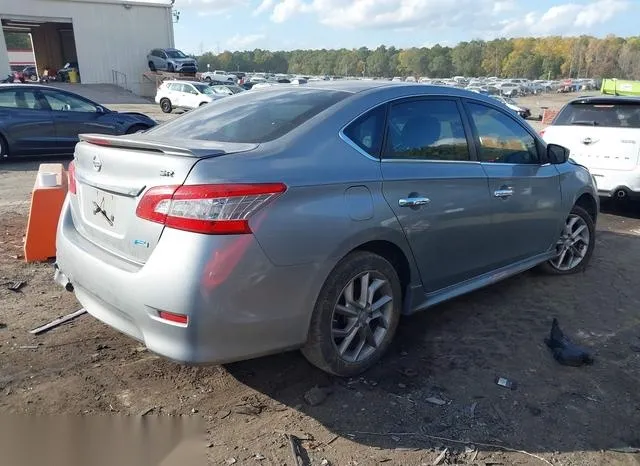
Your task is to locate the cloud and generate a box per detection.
[226,33,266,49]
[174,0,247,16]
[500,0,630,36]
[254,0,631,37]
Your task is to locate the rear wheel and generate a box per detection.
[0,135,8,159]
[160,98,172,113]
[540,205,595,275]
[205,76,212,82]
[302,251,402,376]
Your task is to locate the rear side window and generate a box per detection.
[147,88,349,143]
[554,102,640,128]
[383,99,470,161]
[343,105,385,157]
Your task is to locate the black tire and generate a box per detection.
[301,251,402,377]
[125,124,148,135]
[148,61,156,72]
[160,98,172,114]
[539,205,595,275]
[199,102,208,107]
[205,76,212,82]
[0,134,8,160]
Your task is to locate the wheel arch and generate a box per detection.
[574,191,598,223]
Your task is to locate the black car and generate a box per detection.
[22,66,38,82]
[0,84,156,159]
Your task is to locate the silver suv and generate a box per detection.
[147,48,197,73]
[55,82,598,376]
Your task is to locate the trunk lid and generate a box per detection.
[70,134,257,264]
[544,100,640,171]
[544,125,640,171]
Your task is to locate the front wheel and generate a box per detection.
[302,251,402,376]
[0,135,8,159]
[540,205,595,275]
[160,98,172,113]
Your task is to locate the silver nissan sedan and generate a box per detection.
[55,81,598,376]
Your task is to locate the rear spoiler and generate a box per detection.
[78,134,199,157]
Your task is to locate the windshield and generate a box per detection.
[194,84,214,95]
[146,88,349,143]
[166,50,188,59]
[554,102,640,128]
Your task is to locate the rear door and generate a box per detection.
[543,101,640,172]
[41,89,111,153]
[378,97,496,292]
[464,100,563,265]
[181,84,201,108]
[0,88,56,155]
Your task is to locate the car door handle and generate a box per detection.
[494,188,514,198]
[399,197,430,207]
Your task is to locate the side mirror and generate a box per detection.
[96,105,106,114]
[547,143,569,164]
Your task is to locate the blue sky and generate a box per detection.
[172,0,639,54]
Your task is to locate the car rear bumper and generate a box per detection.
[591,166,640,198]
[55,197,320,365]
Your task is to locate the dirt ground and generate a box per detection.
[1,90,640,466]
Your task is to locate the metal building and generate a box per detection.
[0,0,174,95]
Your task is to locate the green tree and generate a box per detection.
[4,32,32,50]
[451,40,484,76]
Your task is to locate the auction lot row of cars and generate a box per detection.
[1,78,638,375]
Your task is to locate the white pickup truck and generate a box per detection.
[200,70,237,83]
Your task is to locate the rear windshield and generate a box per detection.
[554,102,640,128]
[147,88,349,143]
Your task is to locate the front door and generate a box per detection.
[464,100,563,266]
[0,88,56,155]
[41,89,108,153]
[379,98,496,292]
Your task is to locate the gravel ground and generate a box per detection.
[1,90,639,466]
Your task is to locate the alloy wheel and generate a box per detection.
[549,214,590,271]
[331,271,394,363]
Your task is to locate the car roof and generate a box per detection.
[568,95,640,105]
[164,80,203,86]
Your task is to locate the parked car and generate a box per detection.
[491,95,531,118]
[155,80,219,113]
[209,84,245,96]
[0,84,155,158]
[497,82,521,97]
[201,70,237,83]
[147,48,197,73]
[22,66,38,82]
[54,82,598,376]
[542,96,640,200]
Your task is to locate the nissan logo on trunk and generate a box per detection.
[92,155,102,172]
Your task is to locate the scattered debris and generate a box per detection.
[225,458,237,465]
[469,402,478,418]
[304,386,331,406]
[29,309,87,335]
[391,436,401,442]
[254,453,265,460]
[398,368,418,377]
[465,445,476,454]
[545,318,594,367]
[139,406,155,416]
[8,281,25,292]
[217,409,231,420]
[320,459,330,466]
[191,408,198,414]
[326,435,339,445]
[433,447,448,465]
[206,443,213,448]
[398,383,407,389]
[493,405,509,424]
[610,446,640,454]
[471,449,479,461]
[96,344,109,351]
[495,377,517,390]
[287,434,311,466]
[426,397,447,406]
[233,405,261,416]
[0,323,6,329]
[18,345,38,349]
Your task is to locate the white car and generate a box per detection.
[155,80,219,113]
[542,96,640,200]
[201,70,237,83]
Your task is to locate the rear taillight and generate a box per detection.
[136,183,286,235]
[68,161,77,194]
[158,311,188,325]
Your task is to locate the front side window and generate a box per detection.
[467,102,538,164]
[166,50,187,59]
[343,105,386,157]
[42,91,97,113]
[383,99,470,161]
